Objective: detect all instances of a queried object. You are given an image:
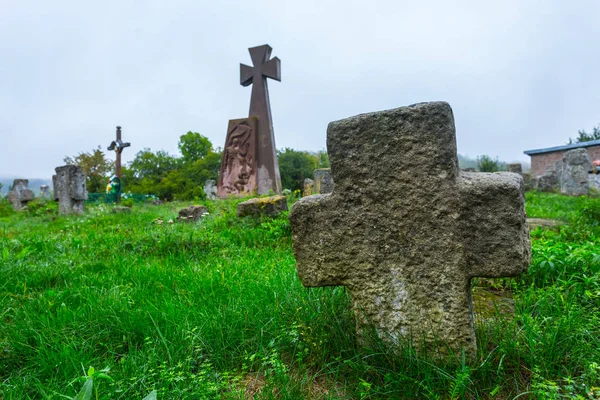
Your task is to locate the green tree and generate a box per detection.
[568,124,600,144]
[64,147,114,192]
[278,148,317,191]
[178,131,213,164]
[476,155,500,172]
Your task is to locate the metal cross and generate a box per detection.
[107,126,130,178]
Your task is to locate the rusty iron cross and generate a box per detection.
[107,126,130,178]
[239,44,282,194]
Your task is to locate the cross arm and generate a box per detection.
[458,172,531,279]
[290,194,350,287]
[240,63,253,86]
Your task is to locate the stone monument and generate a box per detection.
[204,179,217,200]
[290,102,531,357]
[314,168,334,194]
[107,126,131,203]
[218,44,282,197]
[39,185,51,200]
[53,165,88,214]
[506,163,522,173]
[7,179,34,210]
[534,148,593,195]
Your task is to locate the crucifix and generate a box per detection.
[240,44,282,194]
[107,126,130,202]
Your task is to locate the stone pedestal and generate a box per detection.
[53,165,88,214]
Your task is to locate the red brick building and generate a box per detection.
[524,140,600,177]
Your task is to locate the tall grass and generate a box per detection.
[1,193,599,399]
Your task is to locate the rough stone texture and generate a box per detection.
[314,168,334,194]
[39,185,51,200]
[177,205,209,222]
[236,195,288,218]
[204,180,217,200]
[461,167,476,172]
[7,179,34,210]
[534,149,593,195]
[521,172,533,191]
[590,173,600,191]
[289,102,531,358]
[507,163,523,173]
[303,178,315,197]
[560,149,592,195]
[52,165,88,214]
[112,206,132,213]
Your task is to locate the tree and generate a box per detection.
[178,132,212,164]
[64,147,114,192]
[278,148,318,191]
[568,124,600,144]
[476,155,500,172]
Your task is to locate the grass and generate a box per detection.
[0,192,599,399]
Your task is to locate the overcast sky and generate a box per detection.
[1,0,599,179]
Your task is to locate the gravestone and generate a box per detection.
[204,180,217,200]
[534,149,593,195]
[314,168,334,194]
[53,165,88,214]
[39,185,51,200]
[218,44,282,197]
[560,148,592,196]
[507,163,522,173]
[289,102,531,357]
[303,178,315,197]
[177,205,208,222]
[237,195,288,218]
[7,179,34,210]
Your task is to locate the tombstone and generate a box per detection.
[218,44,282,197]
[53,165,88,214]
[303,178,315,197]
[237,195,288,218]
[289,102,531,357]
[39,185,51,200]
[560,148,592,196]
[314,168,334,194]
[534,149,593,195]
[204,179,217,200]
[7,179,34,210]
[506,163,523,173]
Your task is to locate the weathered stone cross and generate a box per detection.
[240,44,282,194]
[290,102,531,357]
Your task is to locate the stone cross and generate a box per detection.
[53,165,88,214]
[289,102,531,357]
[240,44,282,194]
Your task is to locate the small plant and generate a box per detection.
[121,198,135,208]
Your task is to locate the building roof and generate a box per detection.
[524,139,600,156]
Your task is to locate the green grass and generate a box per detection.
[1,193,600,399]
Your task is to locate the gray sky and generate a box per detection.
[1,0,599,179]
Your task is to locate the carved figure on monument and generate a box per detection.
[218,118,258,197]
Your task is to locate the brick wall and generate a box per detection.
[530,145,600,177]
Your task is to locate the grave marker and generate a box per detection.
[290,102,531,357]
